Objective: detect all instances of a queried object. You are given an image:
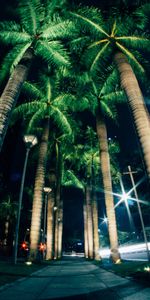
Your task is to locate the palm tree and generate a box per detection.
[85,127,101,261]
[30,118,50,261]
[12,74,72,261]
[70,7,150,181]
[0,0,72,152]
[60,68,124,262]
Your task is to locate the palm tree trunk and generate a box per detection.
[46,189,55,260]
[29,119,49,261]
[92,188,101,261]
[114,52,150,180]
[4,216,10,246]
[83,197,88,258]
[96,108,120,263]
[0,48,33,152]
[85,185,94,259]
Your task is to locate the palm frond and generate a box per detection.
[35,40,70,67]
[53,93,76,109]
[133,3,150,30]
[63,170,84,190]
[102,91,126,104]
[85,126,97,147]
[12,101,45,120]
[22,81,44,99]
[116,36,150,50]
[0,21,21,31]
[116,41,145,74]
[0,43,30,84]
[50,106,72,135]
[27,107,47,132]
[70,7,108,37]
[101,101,117,120]
[41,19,74,40]
[17,1,41,35]
[90,42,110,73]
[0,31,31,45]
[43,0,67,19]
[100,68,119,96]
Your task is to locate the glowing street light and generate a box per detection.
[99,215,108,225]
[13,135,38,264]
[115,175,150,262]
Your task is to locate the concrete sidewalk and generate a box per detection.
[0,257,149,300]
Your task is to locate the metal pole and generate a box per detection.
[127,165,150,262]
[13,147,30,264]
[43,194,48,244]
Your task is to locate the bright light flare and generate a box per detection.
[144,266,150,272]
[99,242,150,257]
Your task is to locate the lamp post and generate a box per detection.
[13,135,38,264]
[123,165,150,262]
[43,187,52,244]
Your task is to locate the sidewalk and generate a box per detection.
[0,256,149,300]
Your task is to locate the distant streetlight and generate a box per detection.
[43,187,52,244]
[99,216,108,225]
[13,135,38,264]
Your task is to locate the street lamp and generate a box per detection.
[126,166,150,262]
[43,187,52,244]
[115,172,150,262]
[13,135,38,264]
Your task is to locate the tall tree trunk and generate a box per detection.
[96,108,120,263]
[92,188,101,261]
[83,197,88,258]
[114,52,150,180]
[3,216,10,246]
[0,48,33,152]
[46,189,55,260]
[85,185,94,259]
[29,119,49,261]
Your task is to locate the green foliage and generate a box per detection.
[0,0,71,84]
[70,6,149,79]
[62,170,84,190]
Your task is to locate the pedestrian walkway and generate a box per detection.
[0,256,149,300]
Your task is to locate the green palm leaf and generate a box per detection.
[50,106,72,135]
[90,42,110,72]
[35,40,70,67]
[22,81,44,99]
[0,31,31,45]
[17,0,41,35]
[116,41,145,74]
[70,8,108,37]
[102,91,125,104]
[41,19,73,39]
[63,170,84,189]
[101,101,117,120]
[12,101,45,119]
[0,43,30,84]
[27,107,47,131]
